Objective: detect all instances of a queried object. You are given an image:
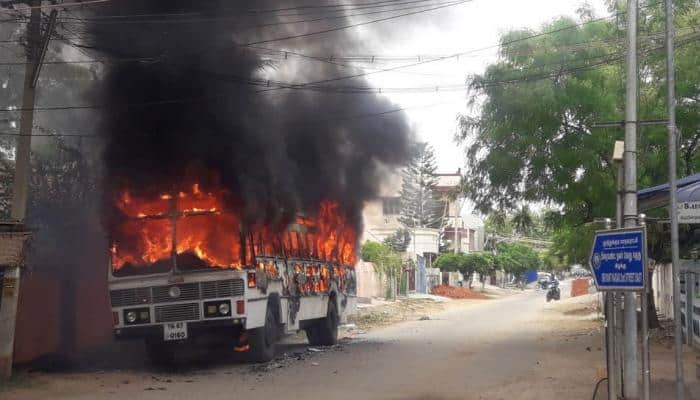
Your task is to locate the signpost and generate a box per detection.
[590,227,646,291]
[590,226,649,400]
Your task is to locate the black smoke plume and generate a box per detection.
[84,1,412,227]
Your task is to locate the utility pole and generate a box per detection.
[0,1,53,380]
[665,0,685,398]
[623,0,640,398]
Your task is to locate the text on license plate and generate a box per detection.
[164,322,188,341]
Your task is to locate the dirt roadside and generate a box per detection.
[507,293,700,400]
[348,295,488,331]
[2,288,696,400]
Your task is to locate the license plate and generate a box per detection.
[163,322,188,341]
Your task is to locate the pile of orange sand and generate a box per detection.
[430,285,489,299]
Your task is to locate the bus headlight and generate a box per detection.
[126,311,137,323]
[123,308,150,325]
[204,300,231,317]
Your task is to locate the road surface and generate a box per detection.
[3,284,617,400]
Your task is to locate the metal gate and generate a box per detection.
[407,268,416,292]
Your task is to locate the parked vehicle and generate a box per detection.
[108,188,357,364]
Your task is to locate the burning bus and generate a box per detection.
[83,0,410,365]
[107,178,357,363]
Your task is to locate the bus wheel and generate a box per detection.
[307,298,338,346]
[247,305,277,363]
[304,324,319,344]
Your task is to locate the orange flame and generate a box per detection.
[110,179,357,272]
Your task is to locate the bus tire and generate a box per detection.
[247,304,278,363]
[304,324,319,344]
[308,298,338,346]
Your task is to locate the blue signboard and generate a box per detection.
[589,228,646,290]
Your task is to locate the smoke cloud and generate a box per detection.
[84,1,412,228]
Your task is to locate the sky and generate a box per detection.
[254,0,611,219]
[352,0,609,173]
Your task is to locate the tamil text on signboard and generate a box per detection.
[589,228,646,290]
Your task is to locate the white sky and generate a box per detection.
[353,0,608,173]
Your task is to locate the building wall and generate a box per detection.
[13,230,112,364]
[361,198,402,243]
[653,263,674,319]
[355,261,385,301]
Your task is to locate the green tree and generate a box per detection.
[383,228,412,252]
[495,242,540,278]
[484,210,511,236]
[360,241,403,299]
[398,142,444,229]
[469,253,497,288]
[511,205,534,236]
[457,3,700,265]
[434,252,496,288]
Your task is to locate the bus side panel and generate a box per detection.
[245,298,268,329]
[297,296,329,322]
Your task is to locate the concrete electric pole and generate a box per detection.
[0,1,56,380]
[623,0,640,398]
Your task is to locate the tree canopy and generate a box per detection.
[511,205,534,236]
[494,242,541,276]
[360,241,403,298]
[383,228,412,252]
[458,2,700,264]
[434,252,497,286]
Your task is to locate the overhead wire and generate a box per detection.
[0,0,110,15]
[251,0,663,92]
[0,0,465,23]
[243,0,472,45]
[0,30,694,135]
[1,28,692,103]
[1,30,696,114]
[46,0,465,37]
[0,1,681,110]
[0,95,467,138]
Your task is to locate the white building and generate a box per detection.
[361,169,484,259]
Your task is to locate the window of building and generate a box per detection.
[382,197,401,215]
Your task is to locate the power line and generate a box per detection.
[243,0,471,45]
[252,1,663,92]
[0,96,465,138]
[49,0,464,33]
[0,131,100,137]
[0,0,110,15]
[246,0,432,14]
[0,31,693,133]
[0,57,160,66]
[0,33,688,113]
[252,29,698,93]
[1,0,460,23]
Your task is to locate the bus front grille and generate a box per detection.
[154,303,200,323]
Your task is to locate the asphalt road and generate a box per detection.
[3,285,614,400]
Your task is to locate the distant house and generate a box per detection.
[362,169,484,259]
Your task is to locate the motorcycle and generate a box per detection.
[546,281,561,302]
